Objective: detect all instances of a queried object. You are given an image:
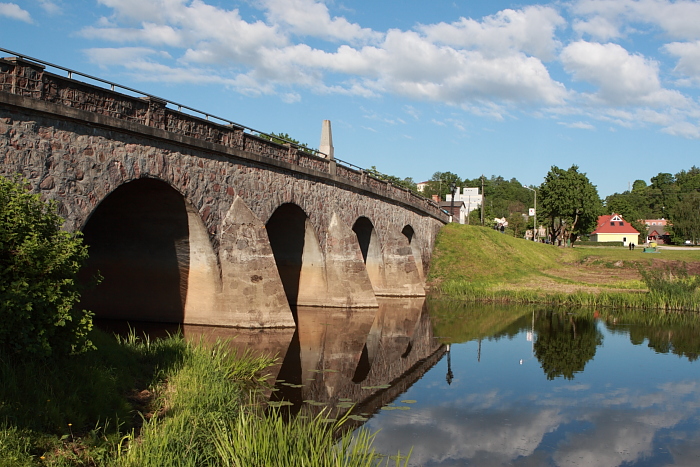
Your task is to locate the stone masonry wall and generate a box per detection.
[0,56,443,221]
[0,103,443,263]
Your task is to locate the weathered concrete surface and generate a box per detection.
[0,57,447,327]
[324,213,378,308]
[375,231,426,296]
[211,197,295,327]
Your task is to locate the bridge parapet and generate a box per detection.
[0,54,445,221]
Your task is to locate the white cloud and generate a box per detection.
[572,16,622,41]
[571,0,700,40]
[558,121,596,130]
[259,0,381,43]
[0,2,32,22]
[38,0,61,15]
[80,1,568,109]
[81,23,184,47]
[403,105,420,120]
[83,47,277,96]
[84,47,169,66]
[662,121,700,138]
[560,41,687,107]
[74,0,700,140]
[95,0,183,24]
[418,5,566,61]
[367,30,567,106]
[665,40,700,85]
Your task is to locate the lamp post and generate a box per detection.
[524,185,537,242]
[446,344,453,385]
[449,182,457,223]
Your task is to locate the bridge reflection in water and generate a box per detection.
[96,297,444,432]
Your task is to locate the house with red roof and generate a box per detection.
[589,213,640,246]
[644,219,671,244]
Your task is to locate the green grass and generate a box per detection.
[429,224,700,312]
[1,329,410,466]
[428,224,574,285]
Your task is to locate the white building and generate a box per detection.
[446,187,483,216]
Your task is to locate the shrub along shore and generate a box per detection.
[428,224,700,312]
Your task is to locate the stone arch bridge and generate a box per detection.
[0,54,447,328]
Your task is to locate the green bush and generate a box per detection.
[0,175,93,357]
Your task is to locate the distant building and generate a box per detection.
[439,200,467,224]
[446,187,482,216]
[644,219,668,227]
[589,213,640,246]
[524,225,546,241]
[416,181,430,192]
[643,219,671,244]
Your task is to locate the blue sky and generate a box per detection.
[2,0,700,198]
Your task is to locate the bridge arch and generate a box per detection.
[402,225,425,281]
[352,217,386,291]
[266,203,327,307]
[80,177,198,322]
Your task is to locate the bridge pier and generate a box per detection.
[197,197,295,327]
[374,231,426,297]
[323,213,378,308]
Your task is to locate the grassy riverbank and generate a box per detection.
[1,329,408,466]
[428,224,700,311]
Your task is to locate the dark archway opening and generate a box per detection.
[352,344,372,383]
[352,217,374,263]
[266,203,307,306]
[402,225,414,244]
[402,224,424,280]
[80,178,189,323]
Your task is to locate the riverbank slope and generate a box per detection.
[428,224,700,311]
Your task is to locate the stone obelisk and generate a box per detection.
[319,120,334,160]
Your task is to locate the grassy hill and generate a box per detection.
[427,223,700,311]
[428,223,574,285]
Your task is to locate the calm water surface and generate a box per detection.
[100,299,700,466]
[365,302,700,467]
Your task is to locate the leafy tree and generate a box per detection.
[632,179,647,192]
[422,171,462,199]
[534,311,603,380]
[669,193,700,244]
[257,131,313,154]
[675,166,700,193]
[506,212,527,238]
[649,172,680,217]
[539,165,602,246]
[0,176,93,357]
[365,166,418,192]
[603,166,700,244]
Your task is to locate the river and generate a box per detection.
[98,298,700,466]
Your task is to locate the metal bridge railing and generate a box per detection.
[0,46,441,212]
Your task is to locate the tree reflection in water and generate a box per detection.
[533,310,603,380]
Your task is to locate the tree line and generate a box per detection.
[606,167,700,244]
[259,129,698,245]
[416,165,700,246]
